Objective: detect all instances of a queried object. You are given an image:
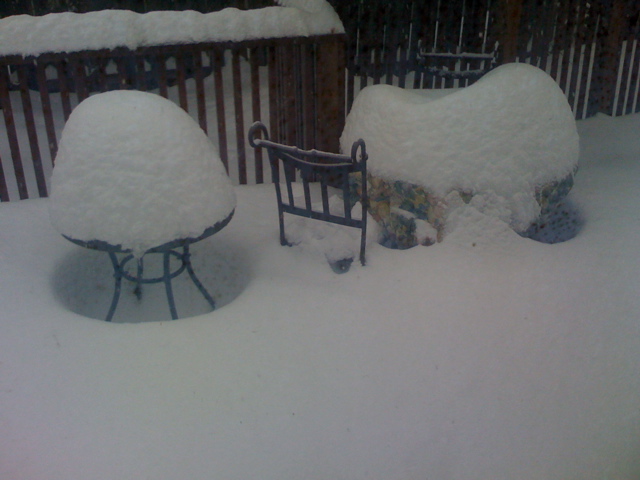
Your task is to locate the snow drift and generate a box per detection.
[0,0,343,57]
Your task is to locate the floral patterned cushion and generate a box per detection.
[350,171,575,250]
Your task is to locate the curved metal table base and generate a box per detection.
[105,245,216,322]
[63,212,234,322]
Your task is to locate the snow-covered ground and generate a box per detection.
[1,107,639,479]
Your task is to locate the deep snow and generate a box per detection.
[0,110,639,479]
[341,63,580,231]
[49,90,236,257]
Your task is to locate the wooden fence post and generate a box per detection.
[315,35,347,153]
[498,0,524,63]
[593,0,627,115]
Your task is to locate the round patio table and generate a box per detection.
[63,211,234,322]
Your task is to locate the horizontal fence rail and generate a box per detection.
[0,34,346,202]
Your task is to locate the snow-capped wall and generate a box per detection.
[0,0,343,57]
[49,90,236,257]
[341,63,580,232]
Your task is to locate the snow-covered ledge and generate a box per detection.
[0,0,343,57]
[341,63,580,249]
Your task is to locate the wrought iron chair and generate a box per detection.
[415,44,497,86]
[248,121,368,268]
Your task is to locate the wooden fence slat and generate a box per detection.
[276,43,297,146]
[316,36,346,153]
[417,0,438,61]
[194,50,208,134]
[301,43,316,152]
[575,2,600,118]
[384,2,401,86]
[438,0,458,88]
[556,0,575,91]
[616,18,640,116]
[249,46,264,183]
[619,38,634,114]
[72,56,89,102]
[627,4,640,114]
[157,54,169,98]
[415,0,430,55]
[366,1,383,85]
[0,150,8,202]
[565,1,585,109]
[595,0,626,115]
[95,57,109,92]
[113,52,131,90]
[17,65,48,197]
[176,52,189,112]
[135,55,147,92]
[0,68,28,200]
[232,48,247,184]
[55,61,73,121]
[628,36,640,114]
[267,45,280,151]
[211,48,229,173]
[499,0,524,63]
[36,62,59,165]
[406,0,423,88]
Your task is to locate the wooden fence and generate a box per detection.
[3,0,640,202]
[335,0,640,119]
[0,34,346,201]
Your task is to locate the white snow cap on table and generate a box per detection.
[340,63,580,230]
[0,0,343,57]
[49,90,236,257]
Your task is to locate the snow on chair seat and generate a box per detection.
[248,121,368,272]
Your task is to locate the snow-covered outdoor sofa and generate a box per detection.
[341,63,580,249]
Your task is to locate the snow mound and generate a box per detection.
[49,90,236,257]
[0,2,344,57]
[341,63,580,231]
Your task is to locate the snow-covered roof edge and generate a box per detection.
[0,0,344,57]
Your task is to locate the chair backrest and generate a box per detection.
[416,49,496,84]
[248,121,368,266]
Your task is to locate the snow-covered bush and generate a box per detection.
[49,90,236,257]
[341,63,580,248]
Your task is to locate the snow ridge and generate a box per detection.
[0,2,344,57]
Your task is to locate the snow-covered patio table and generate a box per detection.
[48,90,236,321]
[341,63,580,249]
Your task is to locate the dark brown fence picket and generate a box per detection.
[249,46,264,183]
[0,66,28,200]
